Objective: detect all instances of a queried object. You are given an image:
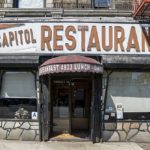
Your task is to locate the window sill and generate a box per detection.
[0,118,39,122]
[104,119,150,123]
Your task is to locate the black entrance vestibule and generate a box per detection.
[39,55,103,143]
[52,78,91,138]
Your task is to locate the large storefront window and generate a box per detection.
[0,72,37,119]
[105,71,150,120]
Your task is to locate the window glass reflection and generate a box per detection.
[72,88,85,118]
[53,88,69,118]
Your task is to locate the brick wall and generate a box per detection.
[1,0,133,10]
[46,0,53,8]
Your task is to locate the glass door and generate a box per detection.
[51,79,91,139]
[71,80,91,135]
[53,81,70,134]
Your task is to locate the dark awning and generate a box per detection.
[39,55,103,76]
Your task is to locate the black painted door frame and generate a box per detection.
[40,75,51,141]
[40,74,102,142]
[91,74,102,143]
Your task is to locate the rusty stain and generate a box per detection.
[0,24,24,30]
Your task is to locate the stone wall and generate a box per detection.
[103,121,150,142]
[0,121,40,141]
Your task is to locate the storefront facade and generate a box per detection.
[0,21,149,142]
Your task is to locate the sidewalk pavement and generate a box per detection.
[0,140,144,150]
[138,143,150,150]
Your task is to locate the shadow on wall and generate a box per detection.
[102,96,117,141]
[102,121,117,141]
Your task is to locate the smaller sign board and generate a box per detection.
[116,103,123,119]
[32,112,38,120]
[39,63,103,75]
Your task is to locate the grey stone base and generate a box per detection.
[0,121,39,141]
[102,121,150,142]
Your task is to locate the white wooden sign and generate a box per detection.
[0,22,149,54]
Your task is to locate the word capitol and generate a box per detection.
[0,29,36,48]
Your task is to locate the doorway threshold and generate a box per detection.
[49,133,90,142]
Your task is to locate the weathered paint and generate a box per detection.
[0,22,149,54]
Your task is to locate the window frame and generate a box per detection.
[0,70,38,121]
[104,69,150,121]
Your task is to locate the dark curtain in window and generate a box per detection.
[13,0,18,8]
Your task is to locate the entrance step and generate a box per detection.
[50,133,90,142]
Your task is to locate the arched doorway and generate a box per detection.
[39,55,103,143]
